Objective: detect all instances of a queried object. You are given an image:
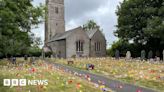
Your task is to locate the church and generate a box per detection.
[44,0,106,58]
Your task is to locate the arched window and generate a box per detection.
[76,40,84,52]
[95,42,101,52]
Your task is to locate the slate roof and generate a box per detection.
[48,27,100,43]
[86,29,98,38]
[49,27,83,42]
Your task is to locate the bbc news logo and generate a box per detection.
[3,79,48,86]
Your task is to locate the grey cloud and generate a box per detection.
[65,0,107,22]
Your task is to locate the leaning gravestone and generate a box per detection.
[141,50,146,61]
[148,50,153,59]
[126,51,131,61]
[115,50,120,60]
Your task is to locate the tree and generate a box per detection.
[107,40,131,57]
[82,20,101,31]
[0,0,44,58]
[108,39,143,57]
[27,33,43,57]
[115,0,164,48]
[114,0,164,58]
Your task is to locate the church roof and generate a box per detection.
[86,29,98,38]
[48,27,103,43]
[49,27,83,42]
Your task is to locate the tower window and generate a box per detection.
[55,7,59,14]
[76,40,84,52]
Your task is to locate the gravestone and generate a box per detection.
[155,51,160,61]
[156,57,160,62]
[30,57,35,64]
[115,50,120,60]
[126,51,131,60]
[141,50,146,61]
[12,57,16,64]
[155,51,160,57]
[148,50,153,59]
[24,55,28,60]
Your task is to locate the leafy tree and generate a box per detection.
[114,0,164,58]
[27,33,43,57]
[108,40,143,57]
[115,0,164,47]
[82,20,101,31]
[107,40,131,57]
[0,0,44,58]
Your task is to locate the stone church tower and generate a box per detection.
[44,0,106,58]
[45,0,65,44]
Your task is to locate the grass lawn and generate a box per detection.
[49,58,164,92]
[0,58,112,92]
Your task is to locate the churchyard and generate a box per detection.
[0,58,111,92]
[49,57,164,92]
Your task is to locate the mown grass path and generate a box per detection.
[49,62,157,92]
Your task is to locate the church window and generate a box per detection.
[55,7,59,14]
[76,40,84,52]
[95,42,101,52]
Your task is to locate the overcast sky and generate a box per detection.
[32,0,123,48]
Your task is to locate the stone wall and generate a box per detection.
[90,31,106,57]
[66,28,90,58]
[47,40,66,58]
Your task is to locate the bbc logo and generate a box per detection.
[3,79,26,86]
